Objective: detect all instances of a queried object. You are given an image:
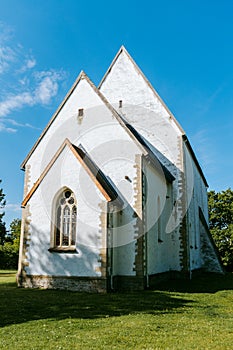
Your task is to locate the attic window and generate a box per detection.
[119,100,122,108]
[78,108,84,117]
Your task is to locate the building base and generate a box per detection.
[17,274,107,293]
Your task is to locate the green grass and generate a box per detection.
[0,271,233,349]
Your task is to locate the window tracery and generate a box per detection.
[54,189,77,248]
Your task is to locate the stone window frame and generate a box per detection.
[49,187,77,253]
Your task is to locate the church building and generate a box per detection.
[17,47,223,292]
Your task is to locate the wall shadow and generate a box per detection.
[0,280,193,328]
[154,272,233,294]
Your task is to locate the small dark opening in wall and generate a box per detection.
[78,108,84,117]
[119,100,122,108]
[125,175,132,183]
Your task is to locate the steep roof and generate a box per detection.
[21,139,123,208]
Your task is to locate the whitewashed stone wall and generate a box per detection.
[144,161,181,274]
[24,146,106,277]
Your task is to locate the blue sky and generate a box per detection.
[0,0,232,227]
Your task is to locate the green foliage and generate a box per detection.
[208,188,233,271]
[0,180,6,210]
[0,271,233,349]
[0,218,21,270]
[0,243,19,269]
[0,179,6,246]
[0,182,21,269]
[0,221,6,246]
[8,218,21,244]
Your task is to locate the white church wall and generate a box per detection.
[24,147,107,277]
[145,162,181,275]
[183,142,209,271]
[111,206,137,276]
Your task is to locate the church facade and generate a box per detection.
[17,47,223,292]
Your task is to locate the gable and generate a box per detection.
[99,46,208,187]
[22,71,152,195]
[99,46,184,135]
[98,47,185,171]
[22,139,121,208]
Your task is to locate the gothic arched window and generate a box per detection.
[54,189,77,248]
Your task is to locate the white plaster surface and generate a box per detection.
[145,162,181,274]
[25,146,106,277]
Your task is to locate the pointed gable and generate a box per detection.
[99,46,184,134]
[22,139,122,207]
[98,46,184,173]
[99,46,208,187]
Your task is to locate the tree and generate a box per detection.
[208,188,233,271]
[8,218,21,246]
[0,181,21,269]
[0,218,21,269]
[0,179,6,245]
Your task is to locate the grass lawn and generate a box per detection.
[0,271,232,349]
